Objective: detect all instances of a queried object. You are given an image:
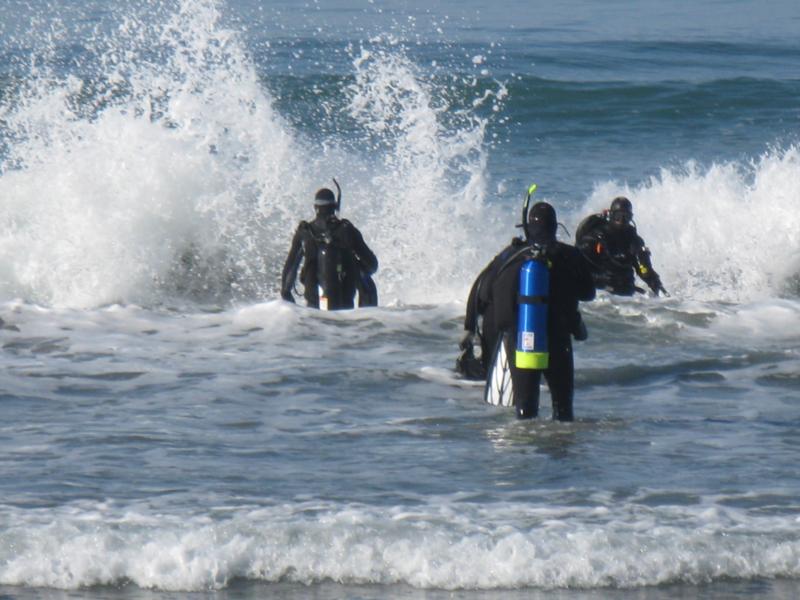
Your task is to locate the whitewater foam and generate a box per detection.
[1,497,799,591]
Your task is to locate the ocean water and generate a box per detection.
[1,0,800,598]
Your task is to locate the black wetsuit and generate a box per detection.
[281,214,378,310]
[575,213,662,296]
[465,238,595,420]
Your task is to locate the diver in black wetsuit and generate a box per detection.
[575,196,666,296]
[280,187,378,310]
[460,202,595,421]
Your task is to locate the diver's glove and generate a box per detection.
[645,274,668,297]
[456,332,487,380]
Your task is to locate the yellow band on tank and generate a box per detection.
[515,351,549,370]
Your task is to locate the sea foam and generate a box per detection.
[1,498,798,591]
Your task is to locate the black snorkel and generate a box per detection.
[332,177,342,213]
[521,183,538,242]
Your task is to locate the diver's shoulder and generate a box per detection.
[332,217,360,233]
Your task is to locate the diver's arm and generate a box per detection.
[464,262,492,333]
[632,236,664,294]
[465,242,520,332]
[475,246,515,307]
[345,223,378,275]
[280,225,305,302]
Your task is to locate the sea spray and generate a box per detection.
[0,0,308,306]
[346,43,502,304]
[0,0,503,308]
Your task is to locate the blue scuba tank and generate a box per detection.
[516,258,549,369]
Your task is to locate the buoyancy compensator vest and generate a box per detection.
[313,227,352,311]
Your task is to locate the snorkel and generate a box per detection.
[521,183,537,242]
[332,177,342,213]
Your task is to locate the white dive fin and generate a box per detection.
[483,332,514,407]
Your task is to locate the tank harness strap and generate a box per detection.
[517,294,548,304]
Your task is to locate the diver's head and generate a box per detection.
[314,188,337,216]
[528,201,557,243]
[608,196,633,228]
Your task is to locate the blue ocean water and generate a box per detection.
[1,0,800,598]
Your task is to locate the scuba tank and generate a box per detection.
[515,255,549,369]
[317,235,345,311]
[515,182,549,370]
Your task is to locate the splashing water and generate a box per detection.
[346,44,500,304]
[0,0,311,307]
[0,0,499,309]
[2,0,796,309]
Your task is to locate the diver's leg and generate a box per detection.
[510,336,542,419]
[513,370,542,419]
[545,339,574,422]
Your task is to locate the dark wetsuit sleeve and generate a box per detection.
[466,242,519,332]
[632,234,661,288]
[280,225,305,299]
[345,223,378,275]
[464,261,493,333]
[475,246,516,304]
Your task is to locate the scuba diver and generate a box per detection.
[458,189,595,421]
[280,183,378,310]
[575,196,667,296]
